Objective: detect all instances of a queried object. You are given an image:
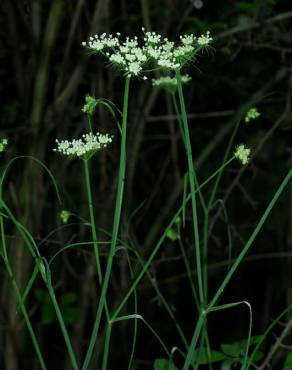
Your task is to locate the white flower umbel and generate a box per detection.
[152,74,192,93]
[234,144,251,165]
[83,33,147,77]
[83,29,213,77]
[54,132,113,160]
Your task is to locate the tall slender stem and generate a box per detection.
[83,160,102,283]
[47,287,79,370]
[83,159,110,323]
[0,187,47,370]
[82,76,131,370]
[175,69,204,308]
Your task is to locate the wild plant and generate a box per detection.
[0,28,291,370]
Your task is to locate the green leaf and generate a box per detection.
[283,353,292,370]
[221,335,264,358]
[154,359,178,370]
[192,348,228,364]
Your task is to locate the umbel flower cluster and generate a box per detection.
[152,74,191,93]
[82,29,212,77]
[54,132,113,160]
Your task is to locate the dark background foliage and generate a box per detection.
[0,0,291,369]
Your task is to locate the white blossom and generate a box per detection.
[180,34,196,45]
[197,31,213,46]
[54,132,113,160]
[82,29,212,76]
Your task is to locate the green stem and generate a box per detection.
[183,168,292,369]
[0,187,47,369]
[172,93,207,214]
[83,160,102,283]
[101,323,112,370]
[82,76,131,370]
[175,69,204,308]
[83,160,111,324]
[47,287,79,370]
[112,157,235,321]
[0,198,78,370]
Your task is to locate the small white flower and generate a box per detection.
[146,46,161,59]
[125,53,136,62]
[110,53,126,65]
[180,34,196,45]
[144,31,161,44]
[127,61,142,76]
[197,31,213,46]
[234,144,251,165]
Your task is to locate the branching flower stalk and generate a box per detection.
[82,28,214,368]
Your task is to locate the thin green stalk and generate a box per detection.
[183,169,292,369]
[82,76,131,370]
[101,323,112,370]
[178,229,200,312]
[83,159,102,283]
[203,200,232,303]
[47,287,79,370]
[83,159,111,321]
[202,213,209,304]
[176,69,204,308]
[172,92,207,214]
[126,250,138,370]
[246,303,292,369]
[111,314,170,357]
[133,248,189,349]
[112,157,235,321]
[210,168,291,308]
[0,216,47,370]
[0,199,79,370]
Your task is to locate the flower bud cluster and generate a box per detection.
[54,132,113,160]
[82,29,212,77]
[60,210,71,224]
[234,144,251,165]
[0,138,8,153]
[245,108,260,123]
[82,95,97,116]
